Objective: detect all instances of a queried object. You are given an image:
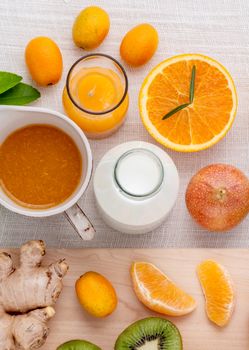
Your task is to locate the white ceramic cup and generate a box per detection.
[0,105,95,240]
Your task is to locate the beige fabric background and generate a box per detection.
[0,0,249,248]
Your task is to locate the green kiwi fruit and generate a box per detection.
[57,339,102,350]
[115,317,182,350]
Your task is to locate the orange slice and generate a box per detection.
[131,261,197,316]
[139,54,237,152]
[197,260,235,327]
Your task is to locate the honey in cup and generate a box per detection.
[0,125,82,209]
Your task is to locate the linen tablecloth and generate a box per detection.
[0,0,249,248]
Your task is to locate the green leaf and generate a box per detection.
[0,83,40,105]
[0,71,22,94]
[162,103,190,120]
[189,65,196,104]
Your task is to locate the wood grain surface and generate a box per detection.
[2,248,249,349]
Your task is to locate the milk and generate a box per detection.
[115,149,163,197]
[94,141,179,234]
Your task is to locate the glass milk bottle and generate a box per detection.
[94,141,179,234]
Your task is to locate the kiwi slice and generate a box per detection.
[57,339,102,350]
[115,317,182,350]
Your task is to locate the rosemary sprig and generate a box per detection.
[162,103,190,120]
[162,65,196,120]
[189,65,196,103]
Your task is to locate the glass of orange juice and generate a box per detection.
[63,54,129,139]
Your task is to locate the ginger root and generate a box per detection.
[0,240,68,350]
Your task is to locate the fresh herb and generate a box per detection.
[0,71,40,105]
[0,72,22,94]
[162,65,196,120]
[189,65,196,103]
[162,103,190,120]
[0,83,40,105]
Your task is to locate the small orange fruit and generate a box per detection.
[197,260,235,327]
[72,6,110,50]
[120,24,158,67]
[25,36,63,86]
[139,54,237,152]
[131,262,196,316]
[75,271,117,318]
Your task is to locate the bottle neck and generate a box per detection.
[114,148,164,200]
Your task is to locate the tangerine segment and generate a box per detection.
[131,262,197,316]
[139,54,237,152]
[197,260,235,327]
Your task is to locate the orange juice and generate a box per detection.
[0,125,82,208]
[63,55,129,139]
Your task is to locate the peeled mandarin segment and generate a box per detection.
[131,262,196,316]
[139,54,237,152]
[197,260,235,327]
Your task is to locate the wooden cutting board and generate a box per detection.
[3,248,249,350]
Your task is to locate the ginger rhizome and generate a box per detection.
[0,240,68,350]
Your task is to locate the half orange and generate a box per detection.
[131,261,197,316]
[139,54,237,152]
[197,260,235,327]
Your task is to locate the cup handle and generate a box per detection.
[64,203,95,240]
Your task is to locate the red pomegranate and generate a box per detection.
[185,164,249,232]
